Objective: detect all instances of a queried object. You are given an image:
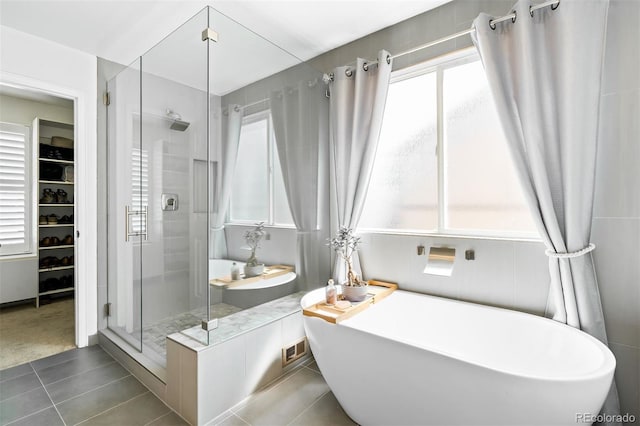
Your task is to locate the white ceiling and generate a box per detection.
[0,0,451,93]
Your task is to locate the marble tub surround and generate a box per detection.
[166,297,310,425]
[131,302,243,360]
[179,291,306,348]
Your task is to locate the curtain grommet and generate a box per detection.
[512,10,517,23]
[386,54,391,64]
[529,5,534,17]
[345,68,353,77]
[551,0,560,10]
[363,62,369,71]
[489,19,497,30]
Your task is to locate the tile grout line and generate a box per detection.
[229,367,306,416]
[53,373,132,406]
[43,360,119,388]
[0,364,36,385]
[142,410,175,426]
[4,404,55,426]
[31,362,68,426]
[229,411,252,426]
[75,390,151,425]
[29,346,103,374]
[285,389,331,426]
[0,375,42,404]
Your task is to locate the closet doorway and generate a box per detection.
[0,83,78,370]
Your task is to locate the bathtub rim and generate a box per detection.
[209,258,296,290]
[302,288,616,383]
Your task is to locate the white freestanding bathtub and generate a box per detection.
[301,288,616,426]
[209,259,296,309]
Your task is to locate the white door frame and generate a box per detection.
[1,71,96,348]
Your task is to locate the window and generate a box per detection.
[359,51,537,238]
[230,111,293,226]
[131,147,149,235]
[0,122,32,256]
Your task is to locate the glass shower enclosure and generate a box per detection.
[105,7,318,366]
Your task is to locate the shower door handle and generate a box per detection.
[125,205,148,241]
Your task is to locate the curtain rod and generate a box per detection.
[333,0,560,73]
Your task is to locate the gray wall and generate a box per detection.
[306,0,639,417]
[592,0,640,418]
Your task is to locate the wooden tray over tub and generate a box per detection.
[303,280,397,323]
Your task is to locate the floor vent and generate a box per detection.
[282,337,307,366]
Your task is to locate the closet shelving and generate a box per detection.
[36,119,75,308]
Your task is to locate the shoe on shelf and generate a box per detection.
[40,188,55,204]
[62,235,73,245]
[39,215,48,225]
[40,278,59,292]
[50,236,60,246]
[56,189,69,204]
[59,215,72,224]
[47,214,58,224]
[39,256,60,269]
[40,237,51,247]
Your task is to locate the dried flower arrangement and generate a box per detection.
[328,226,365,287]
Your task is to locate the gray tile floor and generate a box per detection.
[0,346,186,426]
[1,345,355,426]
[213,360,357,426]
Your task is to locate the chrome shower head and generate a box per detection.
[166,109,190,131]
[170,119,190,131]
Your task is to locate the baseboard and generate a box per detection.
[87,333,100,346]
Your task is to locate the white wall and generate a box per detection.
[0,94,74,304]
[0,25,98,346]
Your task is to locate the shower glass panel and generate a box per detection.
[107,8,211,363]
[176,7,329,347]
[107,5,331,363]
[107,57,143,353]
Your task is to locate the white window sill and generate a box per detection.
[224,222,297,231]
[0,253,37,262]
[357,228,542,244]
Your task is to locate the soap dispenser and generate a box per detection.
[230,262,240,281]
[326,278,337,305]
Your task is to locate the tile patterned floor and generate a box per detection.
[0,346,186,426]
[212,360,357,426]
[1,345,355,426]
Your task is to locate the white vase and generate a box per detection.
[244,263,265,278]
[342,284,368,302]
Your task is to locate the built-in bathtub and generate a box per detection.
[209,259,297,309]
[302,288,615,426]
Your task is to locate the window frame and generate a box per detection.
[358,48,539,241]
[227,110,295,228]
[0,121,34,257]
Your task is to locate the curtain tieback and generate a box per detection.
[545,243,595,259]
[211,226,225,231]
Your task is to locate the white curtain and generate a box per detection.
[330,50,393,284]
[270,78,329,289]
[472,0,619,419]
[210,104,242,259]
